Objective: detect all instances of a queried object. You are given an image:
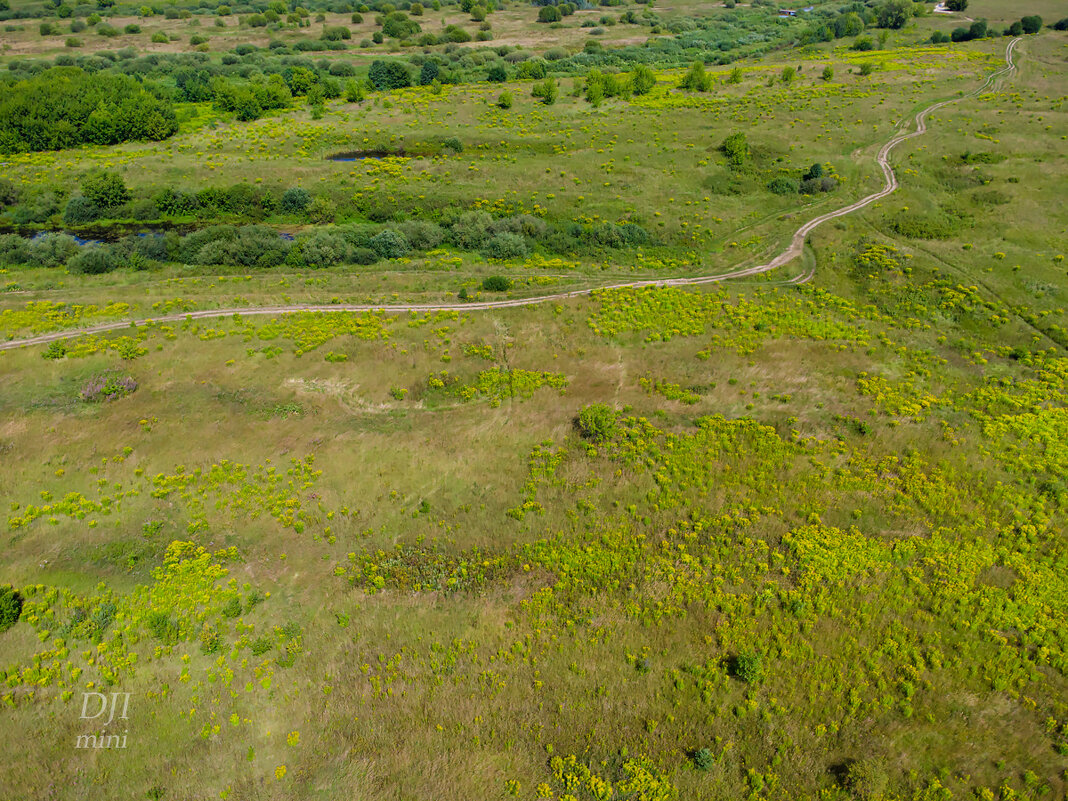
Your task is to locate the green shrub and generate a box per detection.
[691,748,714,771]
[295,230,350,267]
[280,187,311,213]
[146,611,179,644]
[189,225,291,267]
[731,651,763,683]
[481,274,512,291]
[537,5,561,22]
[368,59,412,89]
[68,246,123,275]
[221,596,242,618]
[0,69,177,153]
[889,210,959,239]
[321,25,351,40]
[679,60,711,91]
[345,79,366,102]
[64,195,102,224]
[1020,15,1042,34]
[449,210,493,249]
[531,77,558,105]
[351,247,379,265]
[620,223,649,245]
[767,176,799,195]
[876,0,910,29]
[577,403,616,442]
[0,179,17,208]
[81,170,129,208]
[482,232,529,260]
[307,196,336,224]
[721,132,748,167]
[845,759,889,801]
[200,626,220,654]
[631,64,655,94]
[496,90,513,109]
[396,220,444,250]
[24,234,79,268]
[369,229,411,259]
[0,586,23,633]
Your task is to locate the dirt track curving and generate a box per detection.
[0,39,1020,354]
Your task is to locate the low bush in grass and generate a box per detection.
[730,651,764,683]
[64,195,102,224]
[0,586,23,633]
[369,229,411,259]
[481,232,529,260]
[280,187,311,213]
[481,275,512,291]
[80,373,138,403]
[577,403,617,442]
[68,245,124,274]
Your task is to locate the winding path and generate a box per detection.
[0,39,1020,353]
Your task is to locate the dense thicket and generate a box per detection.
[0,68,178,154]
[0,209,653,273]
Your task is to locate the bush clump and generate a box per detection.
[481,232,529,260]
[691,747,714,771]
[63,195,102,224]
[81,170,129,209]
[68,246,123,274]
[730,651,763,683]
[721,132,748,167]
[577,403,617,442]
[0,68,177,153]
[767,176,799,195]
[369,229,411,259]
[280,187,311,213]
[351,247,379,265]
[481,274,512,291]
[0,586,23,633]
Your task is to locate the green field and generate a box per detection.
[1,0,1067,797]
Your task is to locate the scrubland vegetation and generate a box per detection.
[0,0,1067,797]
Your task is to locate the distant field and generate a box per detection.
[1,1,1067,798]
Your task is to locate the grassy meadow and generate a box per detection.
[1,0,1067,798]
